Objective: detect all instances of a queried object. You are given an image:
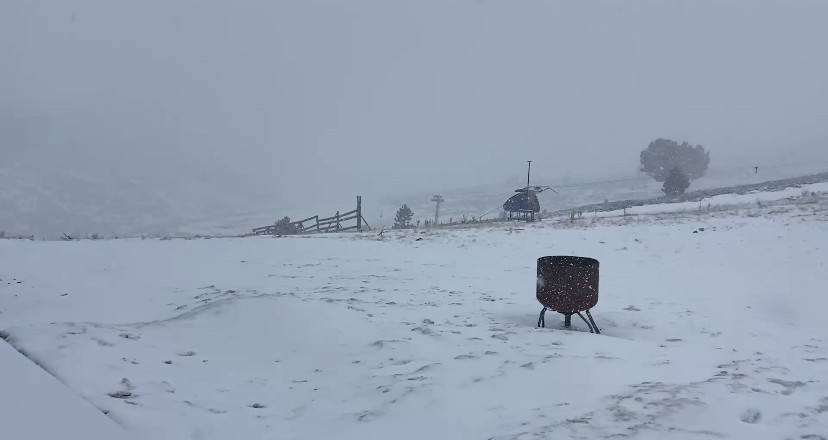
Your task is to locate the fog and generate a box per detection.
[3,0,828,235]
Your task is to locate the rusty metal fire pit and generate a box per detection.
[536,256,601,334]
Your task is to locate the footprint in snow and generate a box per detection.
[543,354,563,362]
[120,378,135,390]
[357,410,382,422]
[740,409,762,424]
[161,381,176,393]
[108,391,133,399]
[371,339,402,349]
[768,378,807,395]
[410,327,433,335]
[411,363,439,374]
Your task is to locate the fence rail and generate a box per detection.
[252,196,370,236]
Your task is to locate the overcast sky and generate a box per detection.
[3,0,828,207]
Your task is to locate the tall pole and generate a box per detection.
[431,195,444,226]
[526,160,532,222]
[356,196,362,231]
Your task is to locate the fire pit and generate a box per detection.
[536,256,601,334]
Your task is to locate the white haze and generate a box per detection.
[2,0,827,237]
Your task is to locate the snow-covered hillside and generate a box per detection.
[383,163,828,227]
[4,157,828,239]
[1,187,827,439]
[0,163,281,239]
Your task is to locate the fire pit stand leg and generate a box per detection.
[585,309,600,334]
[538,309,600,334]
[576,312,595,333]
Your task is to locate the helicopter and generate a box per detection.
[503,186,557,221]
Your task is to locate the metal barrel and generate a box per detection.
[536,256,599,314]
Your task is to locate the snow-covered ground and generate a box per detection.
[2,189,828,439]
[0,339,130,440]
[586,182,828,220]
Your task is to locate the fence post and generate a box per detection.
[336,211,340,231]
[315,215,320,232]
[357,196,362,232]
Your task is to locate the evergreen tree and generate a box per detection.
[662,167,691,196]
[640,138,710,182]
[394,204,414,229]
[274,216,299,235]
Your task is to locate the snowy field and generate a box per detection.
[2,190,828,439]
[586,182,828,220]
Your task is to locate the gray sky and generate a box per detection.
[3,0,828,211]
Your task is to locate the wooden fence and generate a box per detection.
[252,196,371,236]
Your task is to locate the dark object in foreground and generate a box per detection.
[536,256,601,334]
